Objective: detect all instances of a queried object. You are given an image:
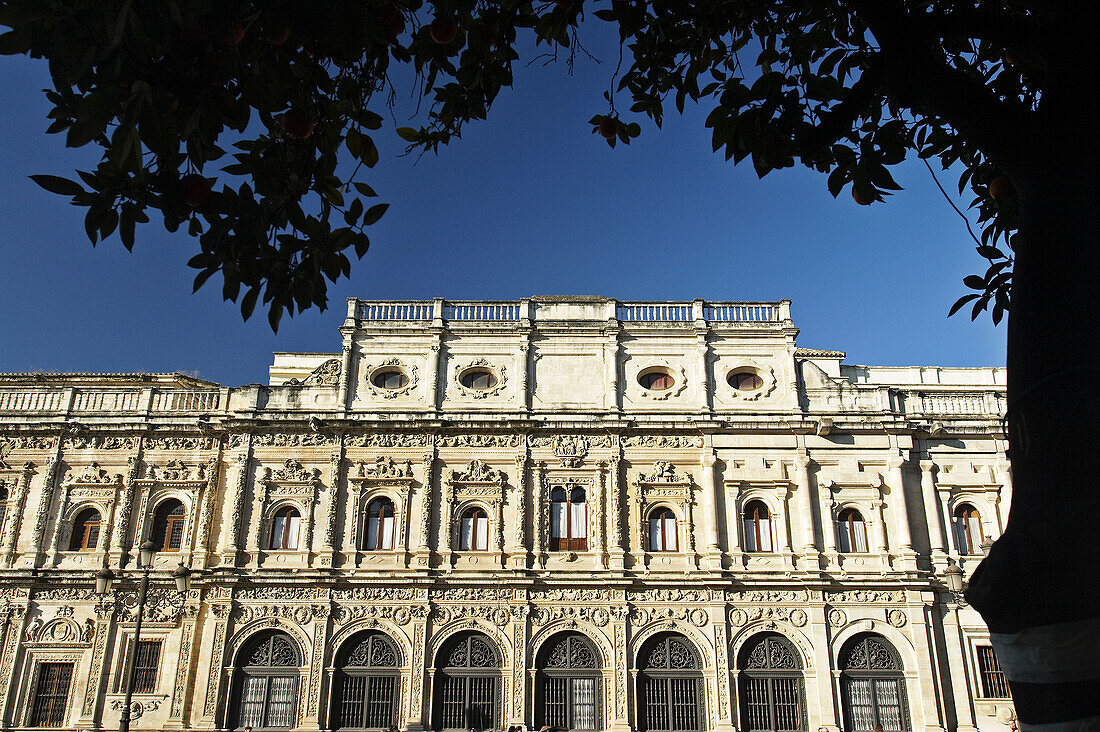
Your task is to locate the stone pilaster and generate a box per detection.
[511,454,528,569]
[193,456,221,569]
[888,452,917,571]
[112,440,144,565]
[699,451,723,570]
[608,456,625,571]
[920,459,949,570]
[2,463,34,566]
[25,457,60,569]
[223,437,252,566]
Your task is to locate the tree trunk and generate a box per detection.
[966,91,1100,727]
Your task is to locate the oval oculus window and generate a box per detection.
[371,370,409,390]
[638,369,676,391]
[460,369,498,390]
[728,370,764,392]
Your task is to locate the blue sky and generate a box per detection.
[0,32,1005,387]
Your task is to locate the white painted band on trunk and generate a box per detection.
[990,616,1100,683]
[1020,713,1100,732]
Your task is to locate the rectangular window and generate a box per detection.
[165,516,185,550]
[30,662,73,728]
[132,640,161,693]
[977,646,1011,698]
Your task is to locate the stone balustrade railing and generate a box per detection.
[0,388,221,415]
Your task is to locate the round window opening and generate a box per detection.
[728,369,764,392]
[638,368,676,391]
[372,370,409,390]
[460,369,498,390]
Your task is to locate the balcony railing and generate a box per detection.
[354,299,788,324]
[0,388,221,415]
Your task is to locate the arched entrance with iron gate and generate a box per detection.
[432,631,501,732]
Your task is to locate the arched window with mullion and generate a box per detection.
[432,632,501,732]
[648,507,678,552]
[69,507,101,551]
[550,486,588,551]
[536,633,602,731]
[743,501,773,553]
[269,506,301,550]
[333,631,400,731]
[459,506,489,551]
[362,497,396,551]
[952,504,984,555]
[637,633,703,732]
[837,508,868,553]
[234,631,301,731]
[152,499,187,552]
[738,633,807,732]
[839,634,909,732]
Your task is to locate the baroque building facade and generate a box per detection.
[0,297,1014,732]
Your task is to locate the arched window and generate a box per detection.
[550,487,588,551]
[536,633,601,731]
[433,632,500,731]
[839,634,909,732]
[837,508,868,553]
[743,501,773,553]
[269,507,301,550]
[152,499,187,552]
[738,633,807,732]
[648,507,678,552]
[637,633,703,732]
[69,508,101,551]
[459,507,489,551]
[333,632,400,731]
[363,497,396,551]
[953,504,984,555]
[234,632,300,730]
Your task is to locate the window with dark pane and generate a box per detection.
[152,499,187,551]
[839,634,909,732]
[743,501,773,553]
[69,507,101,551]
[837,508,868,553]
[363,497,396,551]
[536,633,601,731]
[648,507,678,552]
[550,486,588,552]
[953,504,984,555]
[334,631,400,731]
[234,631,300,730]
[432,632,500,732]
[132,639,162,693]
[977,646,1011,699]
[459,507,489,551]
[30,662,73,728]
[269,506,301,550]
[637,633,702,732]
[737,633,807,732]
[639,370,675,390]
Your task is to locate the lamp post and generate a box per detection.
[944,563,967,606]
[96,540,193,732]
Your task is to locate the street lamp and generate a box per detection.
[95,539,190,732]
[944,563,967,606]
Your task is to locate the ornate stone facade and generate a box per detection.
[0,298,1012,732]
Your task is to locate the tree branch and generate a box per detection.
[917,7,1038,57]
[847,0,1034,173]
[798,58,883,156]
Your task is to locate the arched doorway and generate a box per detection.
[535,633,602,731]
[839,634,909,732]
[233,631,301,730]
[737,633,806,732]
[432,631,501,731]
[636,633,703,732]
[333,631,401,730]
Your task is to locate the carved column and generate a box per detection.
[337,337,354,411]
[495,496,506,568]
[793,453,820,565]
[511,455,528,569]
[605,332,622,413]
[245,470,268,562]
[888,453,916,569]
[533,463,546,566]
[224,437,252,566]
[441,481,455,567]
[320,439,344,568]
[818,482,838,557]
[920,460,949,569]
[941,603,980,732]
[0,601,29,727]
[871,498,889,555]
[608,457,625,571]
[994,458,1013,532]
[594,463,606,564]
[193,457,221,569]
[113,440,144,563]
[169,602,200,725]
[517,343,530,412]
[417,453,433,568]
[712,621,734,731]
[695,333,711,414]
[610,608,630,732]
[406,611,429,732]
[79,598,115,728]
[777,485,795,572]
[26,457,60,568]
[509,609,529,727]
[303,480,319,561]
[302,607,329,731]
[426,343,442,412]
[2,463,34,566]
[201,603,233,728]
[47,481,73,563]
[699,452,722,570]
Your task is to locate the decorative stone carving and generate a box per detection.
[887,609,908,627]
[450,459,504,484]
[64,435,137,450]
[437,433,521,448]
[252,432,336,447]
[636,461,688,484]
[828,608,848,627]
[285,358,341,386]
[345,433,429,447]
[361,357,419,399]
[530,605,611,627]
[146,459,205,482]
[453,358,508,399]
[827,589,906,604]
[267,459,320,483]
[110,699,161,718]
[0,435,55,450]
[68,461,123,485]
[145,435,216,450]
[355,456,413,479]
[727,589,810,604]
[234,603,324,626]
[621,434,704,448]
[729,609,748,626]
